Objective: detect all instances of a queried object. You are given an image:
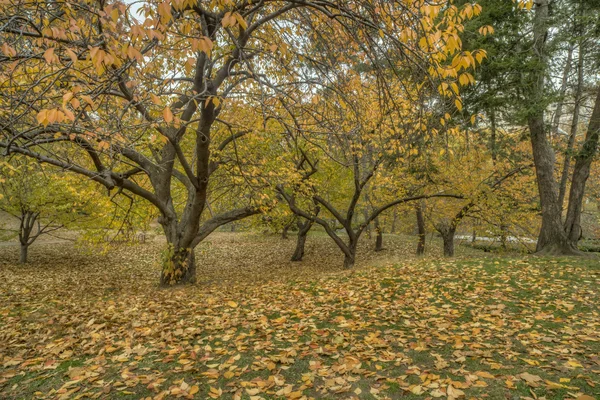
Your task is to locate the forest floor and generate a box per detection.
[0,233,599,400]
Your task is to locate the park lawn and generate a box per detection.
[0,237,599,400]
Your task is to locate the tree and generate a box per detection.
[0,158,108,263]
[1,0,487,283]
[523,0,600,254]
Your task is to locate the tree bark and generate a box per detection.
[551,42,574,138]
[435,218,456,257]
[558,15,584,209]
[442,232,455,257]
[291,218,313,261]
[489,108,498,163]
[18,210,38,264]
[19,243,29,264]
[564,88,600,243]
[390,208,397,234]
[343,251,355,269]
[527,0,579,255]
[416,202,426,256]
[281,221,291,240]
[343,237,358,269]
[160,245,196,286]
[374,217,383,251]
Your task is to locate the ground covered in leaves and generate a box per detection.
[0,233,599,400]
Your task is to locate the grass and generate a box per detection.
[0,234,599,399]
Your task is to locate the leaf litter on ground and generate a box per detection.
[0,233,599,399]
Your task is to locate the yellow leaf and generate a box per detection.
[150,94,161,105]
[36,110,47,126]
[47,109,58,124]
[410,385,424,395]
[223,371,235,379]
[455,98,463,111]
[227,301,238,308]
[447,384,464,399]
[43,48,55,64]
[65,48,78,63]
[234,13,248,30]
[163,107,173,123]
[475,371,495,379]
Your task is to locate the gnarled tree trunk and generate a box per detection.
[160,245,196,286]
[343,236,358,269]
[436,219,456,257]
[291,218,313,261]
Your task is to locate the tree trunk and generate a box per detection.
[343,252,355,269]
[364,209,372,239]
[551,42,574,138]
[558,27,584,209]
[281,224,290,240]
[343,239,358,269]
[441,229,455,257]
[416,202,426,256]
[374,217,383,251]
[489,108,498,163]
[564,88,600,244]
[18,210,38,264]
[160,245,196,286]
[500,224,508,250]
[19,243,29,264]
[291,218,313,261]
[527,0,579,255]
[390,209,397,234]
[436,218,456,257]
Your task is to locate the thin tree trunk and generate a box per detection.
[18,211,37,264]
[291,218,313,261]
[364,209,372,239]
[551,42,574,137]
[416,202,426,255]
[500,224,508,250]
[281,221,291,240]
[19,243,29,264]
[390,208,397,234]
[490,108,498,163]
[374,217,383,251]
[564,88,600,243]
[558,31,584,209]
